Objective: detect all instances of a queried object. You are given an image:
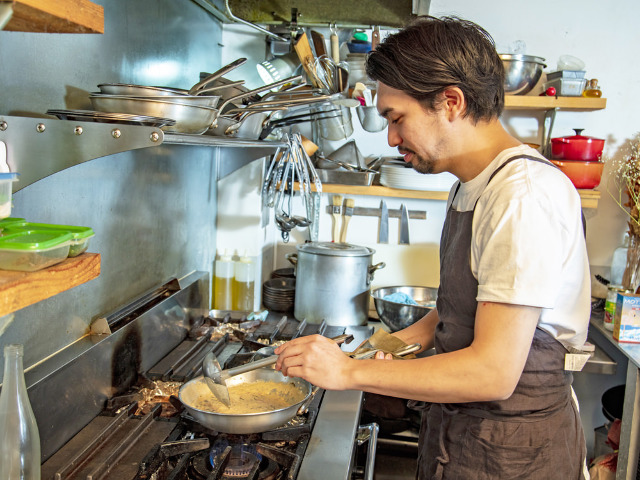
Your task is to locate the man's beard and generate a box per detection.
[400,148,435,174]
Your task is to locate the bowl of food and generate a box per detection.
[551,159,604,189]
[371,286,438,332]
[499,54,546,95]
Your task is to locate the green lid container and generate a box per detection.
[0,230,72,271]
[3,222,95,257]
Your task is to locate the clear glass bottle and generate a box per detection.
[233,252,255,312]
[582,78,602,98]
[611,233,630,286]
[0,344,41,480]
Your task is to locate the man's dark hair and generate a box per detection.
[365,16,505,122]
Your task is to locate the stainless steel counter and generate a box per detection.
[589,314,640,480]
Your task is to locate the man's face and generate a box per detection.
[376,83,450,175]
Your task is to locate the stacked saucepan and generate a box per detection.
[550,129,605,189]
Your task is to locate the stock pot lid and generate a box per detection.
[297,242,374,257]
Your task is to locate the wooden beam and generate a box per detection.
[4,0,104,34]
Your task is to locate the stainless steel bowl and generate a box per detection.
[371,286,437,332]
[499,54,546,95]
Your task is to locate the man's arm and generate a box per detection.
[275,301,540,403]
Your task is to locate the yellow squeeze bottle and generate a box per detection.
[233,252,255,311]
[213,250,234,310]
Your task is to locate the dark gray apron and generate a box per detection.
[416,155,587,480]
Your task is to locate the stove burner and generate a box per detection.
[189,439,280,480]
[210,442,262,477]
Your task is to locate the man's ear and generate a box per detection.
[441,86,466,121]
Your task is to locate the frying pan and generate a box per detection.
[178,368,313,434]
[90,75,303,135]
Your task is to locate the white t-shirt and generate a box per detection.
[447,145,590,349]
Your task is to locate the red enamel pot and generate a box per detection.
[551,129,605,161]
[551,159,604,189]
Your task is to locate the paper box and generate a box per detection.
[613,292,640,343]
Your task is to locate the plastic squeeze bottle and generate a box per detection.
[233,252,255,312]
[0,343,41,480]
[213,250,234,310]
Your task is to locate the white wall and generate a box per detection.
[218,0,640,299]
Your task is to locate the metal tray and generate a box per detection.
[316,169,377,186]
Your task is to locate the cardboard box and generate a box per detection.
[613,292,640,343]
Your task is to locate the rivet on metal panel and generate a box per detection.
[0,121,6,131]
[74,126,83,135]
[36,123,45,133]
[111,128,121,139]
[150,131,160,142]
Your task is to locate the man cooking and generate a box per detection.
[275,16,590,479]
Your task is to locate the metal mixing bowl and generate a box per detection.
[500,54,546,95]
[371,286,438,332]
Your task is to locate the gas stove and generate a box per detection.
[31,272,377,480]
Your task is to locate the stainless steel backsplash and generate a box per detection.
[0,0,223,376]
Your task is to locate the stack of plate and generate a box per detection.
[380,161,457,191]
[270,267,295,279]
[262,278,295,312]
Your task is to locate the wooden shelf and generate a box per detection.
[3,0,104,34]
[0,252,100,317]
[504,96,606,111]
[314,183,601,208]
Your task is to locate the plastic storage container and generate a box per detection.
[3,222,94,257]
[0,173,19,220]
[0,230,72,271]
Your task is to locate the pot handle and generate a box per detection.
[285,253,298,267]
[367,261,386,285]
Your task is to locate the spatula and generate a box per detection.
[202,352,278,407]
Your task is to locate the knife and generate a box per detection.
[378,200,389,244]
[399,204,410,245]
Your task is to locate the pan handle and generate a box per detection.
[217,75,304,113]
[189,58,248,94]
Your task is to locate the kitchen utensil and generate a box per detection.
[331,195,342,242]
[315,169,377,187]
[202,351,279,407]
[97,80,245,97]
[371,26,380,50]
[89,95,219,134]
[351,342,422,360]
[330,27,340,63]
[378,200,389,244]
[356,105,388,132]
[310,30,327,57]
[92,93,221,108]
[551,129,605,161]
[551,159,604,189]
[499,54,546,95]
[179,369,313,434]
[46,109,176,128]
[371,286,438,332]
[340,198,354,242]
[399,204,410,245]
[188,57,247,95]
[293,31,319,88]
[286,242,385,326]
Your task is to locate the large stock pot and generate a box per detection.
[287,242,385,326]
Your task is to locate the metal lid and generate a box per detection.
[297,242,374,257]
